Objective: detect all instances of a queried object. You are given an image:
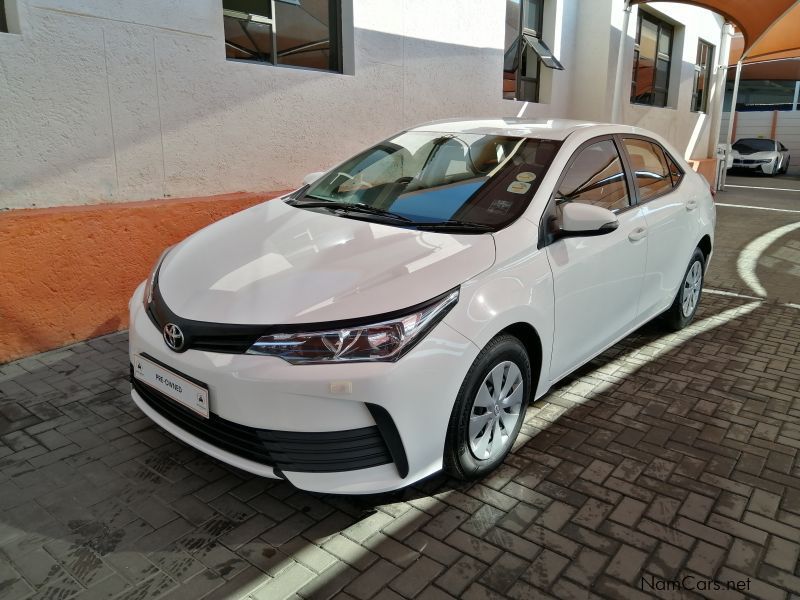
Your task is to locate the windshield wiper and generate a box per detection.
[413,220,494,232]
[289,199,414,223]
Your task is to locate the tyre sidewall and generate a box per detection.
[668,248,706,329]
[446,336,531,479]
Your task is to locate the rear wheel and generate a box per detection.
[444,334,531,480]
[662,248,705,331]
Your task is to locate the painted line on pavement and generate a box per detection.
[716,203,800,214]
[736,221,800,297]
[705,288,762,300]
[705,289,800,310]
[726,184,800,193]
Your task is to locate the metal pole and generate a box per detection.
[707,23,733,160]
[610,0,632,123]
[793,80,800,111]
[270,0,278,65]
[721,59,742,191]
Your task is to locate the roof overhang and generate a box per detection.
[629,0,800,63]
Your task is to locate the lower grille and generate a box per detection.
[131,371,393,473]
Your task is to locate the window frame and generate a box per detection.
[504,0,544,103]
[620,134,685,205]
[691,39,715,113]
[222,0,343,73]
[631,11,674,108]
[538,134,638,249]
[538,133,687,248]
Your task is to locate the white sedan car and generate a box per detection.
[129,119,715,494]
[730,138,790,175]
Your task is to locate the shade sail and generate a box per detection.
[631,0,800,63]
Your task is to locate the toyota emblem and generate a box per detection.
[163,323,185,352]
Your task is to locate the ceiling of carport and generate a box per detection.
[630,0,800,63]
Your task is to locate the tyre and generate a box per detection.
[782,157,790,174]
[662,248,705,331]
[444,334,532,480]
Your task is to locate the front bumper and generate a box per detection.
[731,160,773,173]
[128,283,479,494]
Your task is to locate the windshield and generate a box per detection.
[733,139,775,153]
[294,131,561,231]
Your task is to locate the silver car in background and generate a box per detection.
[730,138,790,175]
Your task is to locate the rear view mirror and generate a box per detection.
[559,203,618,237]
[303,172,325,186]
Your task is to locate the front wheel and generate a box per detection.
[662,248,705,331]
[444,335,531,480]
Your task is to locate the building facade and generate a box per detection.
[0,0,725,362]
[1,0,725,209]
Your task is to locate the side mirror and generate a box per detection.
[303,172,325,186]
[559,202,618,237]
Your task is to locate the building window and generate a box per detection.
[692,40,714,113]
[1,1,8,33]
[631,11,673,107]
[503,0,564,102]
[222,0,342,73]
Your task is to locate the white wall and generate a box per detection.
[573,0,723,158]
[0,0,723,209]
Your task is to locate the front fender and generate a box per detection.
[443,220,555,399]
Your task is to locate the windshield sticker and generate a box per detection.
[507,181,531,194]
[516,171,537,183]
[488,199,513,214]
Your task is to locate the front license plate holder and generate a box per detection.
[133,354,210,419]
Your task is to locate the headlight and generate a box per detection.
[143,245,174,310]
[246,288,459,364]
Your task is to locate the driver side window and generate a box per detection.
[557,140,630,213]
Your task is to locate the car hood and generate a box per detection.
[732,150,776,159]
[158,198,496,324]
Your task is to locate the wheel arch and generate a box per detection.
[698,234,712,263]
[496,322,544,399]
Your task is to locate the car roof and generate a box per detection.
[408,118,639,141]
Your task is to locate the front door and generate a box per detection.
[545,138,648,382]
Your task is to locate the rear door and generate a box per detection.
[620,137,694,318]
[544,137,648,381]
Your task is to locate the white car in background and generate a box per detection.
[128,119,715,494]
[730,138,790,175]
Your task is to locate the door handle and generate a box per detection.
[686,199,698,211]
[628,227,648,242]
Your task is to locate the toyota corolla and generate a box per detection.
[129,119,715,494]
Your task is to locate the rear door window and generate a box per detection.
[622,138,673,202]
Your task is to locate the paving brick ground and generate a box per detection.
[1,183,799,600]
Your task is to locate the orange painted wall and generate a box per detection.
[689,158,718,187]
[0,191,286,364]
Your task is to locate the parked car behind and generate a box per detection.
[129,119,716,494]
[730,138,790,175]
